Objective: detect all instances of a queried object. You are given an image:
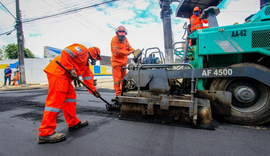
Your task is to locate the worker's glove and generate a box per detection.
[200,13,207,19]
[93,91,100,98]
[199,15,204,19]
[70,69,77,79]
[129,50,135,55]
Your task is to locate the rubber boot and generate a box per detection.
[37,132,66,143]
[68,121,88,131]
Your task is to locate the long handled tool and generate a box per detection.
[55,60,119,111]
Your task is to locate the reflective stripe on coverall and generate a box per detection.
[190,14,208,32]
[12,72,19,85]
[38,43,96,137]
[112,66,126,96]
[110,35,134,96]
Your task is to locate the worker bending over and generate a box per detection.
[37,43,102,143]
[110,26,134,96]
[12,70,19,86]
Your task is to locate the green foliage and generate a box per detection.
[0,47,4,60]
[24,48,35,58]
[3,44,35,59]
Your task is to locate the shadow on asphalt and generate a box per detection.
[74,87,115,93]
[213,114,270,129]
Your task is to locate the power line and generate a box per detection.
[20,1,101,22]
[22,0,120,23]
[0,29,15,36]
[0,0,120,36]
[57,0,113,38]
[0,1,16,19]
[22,1,69,18]
[1,0,155,36]
[40,0,111,40]
[19,0,105,20]
[1,0,117,35]
[3,1,14,6]
[222,11,259,12]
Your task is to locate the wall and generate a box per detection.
[0,58,112,85]
[25,58,51,83]
[100,55,133,66]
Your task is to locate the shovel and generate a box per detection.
[55,60,119,111]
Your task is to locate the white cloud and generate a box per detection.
[0,0,262,59]
[217,0,260,26]
[133,0,150,10]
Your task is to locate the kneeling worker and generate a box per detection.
[12,70,19,86]
[37,43,102,143]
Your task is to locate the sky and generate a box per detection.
[0,0,260,58]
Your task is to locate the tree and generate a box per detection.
[0,47,4,60]
[3,44,35,59]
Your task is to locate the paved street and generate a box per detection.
[0,88,270,156]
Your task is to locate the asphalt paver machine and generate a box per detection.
[116,0,270,129]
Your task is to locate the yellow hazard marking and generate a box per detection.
[0,64,9,69]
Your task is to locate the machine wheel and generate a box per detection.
[210,63,270,125]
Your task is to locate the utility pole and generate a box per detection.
[160,0,173,64]
[16,0,26,84]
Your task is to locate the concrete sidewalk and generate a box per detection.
[96,79,114,89]
[0,79,114,91]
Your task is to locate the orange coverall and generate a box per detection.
[38,43,96,137]
[110,35,134,96]
[190,14,208,32]
[12,72,19,85]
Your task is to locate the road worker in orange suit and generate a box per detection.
[11,70,19,86]
[110,26,134,96]
[190,6,208,46]
[190,6,208,32]
[88,47,102,65]
[37,43,102,143]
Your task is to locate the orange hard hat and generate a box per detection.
[88,47,102,60]
[193,6,200,11]
[116,26,127,35]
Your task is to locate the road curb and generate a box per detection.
[0,79,113,91]
[0,85,48,91]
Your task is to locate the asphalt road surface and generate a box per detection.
[0,88,270,156]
